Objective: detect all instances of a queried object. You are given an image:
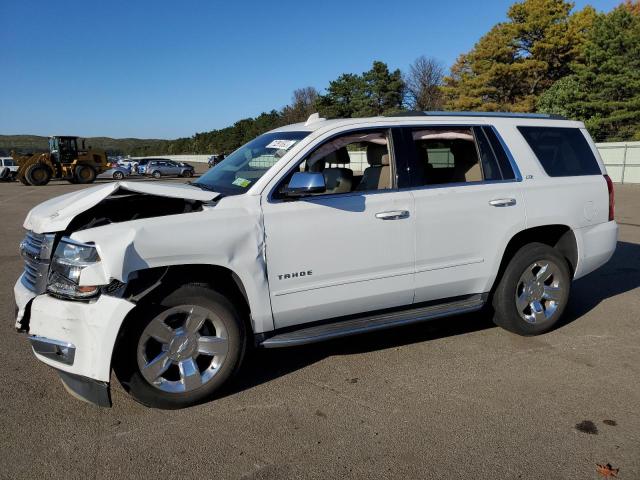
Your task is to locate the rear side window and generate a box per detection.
[518,127,601,177]
[481,127,516,180]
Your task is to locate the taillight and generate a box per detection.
[604,174,615,221]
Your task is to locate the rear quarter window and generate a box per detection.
[518,126,601,177]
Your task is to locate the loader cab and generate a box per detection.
[49,136,79,164]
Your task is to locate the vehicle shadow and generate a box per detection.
[560,240,640,325]
[222,240,640,399]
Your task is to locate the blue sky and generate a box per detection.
[0,0,621,139]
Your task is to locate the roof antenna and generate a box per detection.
[304,113,325,126]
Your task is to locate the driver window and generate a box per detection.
[289,129,393,196]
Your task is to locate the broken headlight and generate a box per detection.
[47,238,102,299]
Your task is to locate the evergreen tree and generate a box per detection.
[538,3,640,140]
[443,0,595,112]
[316,61,404,117]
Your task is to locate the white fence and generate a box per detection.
[596,141,640,184]
[130,154,210,164]
[130,142,640,183]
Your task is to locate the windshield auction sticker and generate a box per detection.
[265,139,297,150]
[232,177,252,188]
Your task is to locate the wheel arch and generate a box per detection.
[492,224,578,292]
[123,263,251,321]
[110,263,254,374]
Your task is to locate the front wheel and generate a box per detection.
[113,170,125,180]
[114,285,247,409]
[492,243,570,336]
[24,163,52,186]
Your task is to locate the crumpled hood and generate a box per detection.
[24,181,220,233]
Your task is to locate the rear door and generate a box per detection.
[401,125,526,303]
[261,127,415,328]
[167,161,181,175]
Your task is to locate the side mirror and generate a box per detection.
[284,172,326,197]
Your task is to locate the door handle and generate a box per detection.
[375,210,410,220]
[489,198,517,207]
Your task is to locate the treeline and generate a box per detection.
[0,134,170,157]
[164,0,639,156]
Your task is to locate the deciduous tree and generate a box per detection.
[405,56,445,111]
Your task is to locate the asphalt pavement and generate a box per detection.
[0,177,638,479]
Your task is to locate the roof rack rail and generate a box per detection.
[386,111,567,120]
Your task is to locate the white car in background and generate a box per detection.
[14,112,617,409]
[1,157,18,179]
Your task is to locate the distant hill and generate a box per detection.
[0,135,171,157]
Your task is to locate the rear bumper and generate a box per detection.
[574,220,618,279]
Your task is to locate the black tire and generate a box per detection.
[75,165,97,184]
[182,169,193,178]
[492,242,571,336]
[152,170,161,179]
[24,163,52,186]
[114,285,247,409]
[113,170,125,180]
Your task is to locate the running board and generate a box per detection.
[260,294,487,348]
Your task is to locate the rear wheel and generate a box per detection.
[114,285,247,409]
[24,163,52,186]
[75,165,97,184]
[492,243,570,336]
[152,170,161,179]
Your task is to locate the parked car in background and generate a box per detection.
[0,157,18,179]
[145,159,194,178]
[137,158,168,175]
[98,165,131,180]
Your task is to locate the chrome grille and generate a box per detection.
[19,231,55,294]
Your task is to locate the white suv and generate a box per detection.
[14,112,618,409]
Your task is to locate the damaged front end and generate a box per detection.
[16,180,271,407]
[15,181,225,407]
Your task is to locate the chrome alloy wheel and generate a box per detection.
[137,305,229,393]
[515,260,563,324]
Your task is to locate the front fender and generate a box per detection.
[71,197,274,334]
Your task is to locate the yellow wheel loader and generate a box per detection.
[15,136,108,186]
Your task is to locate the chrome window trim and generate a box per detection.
[489,125,523,182]
[399,178,521,193]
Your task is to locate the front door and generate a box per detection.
[262,128,415,328]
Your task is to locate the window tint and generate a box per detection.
[518,127,600,177]
[482,127,516,180]
[409,127,483,186]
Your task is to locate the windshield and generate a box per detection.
[194,131,310,195]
